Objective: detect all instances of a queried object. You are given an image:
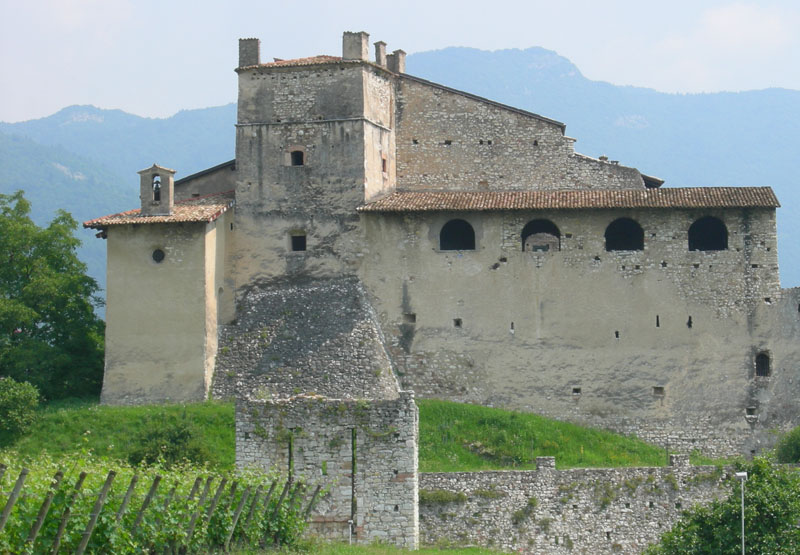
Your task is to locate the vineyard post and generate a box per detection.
[25,470,64,548]
[76,470,117,555]
[224,485,251,551]
[51,471,87,554]
[0,468,29,534]
[132,475,161,533]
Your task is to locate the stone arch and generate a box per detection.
[440,219,475,251]
[605,218,644,251]
[521,219,560,252]
[688,216,728,251]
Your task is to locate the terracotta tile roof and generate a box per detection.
[83,191,235,229]
[242,55,345,69]
[357,187,779,212]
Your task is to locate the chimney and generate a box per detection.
[343,31,370,61]
[238,38,260,67]
[139,164,176,216]
[374,41,387,67]
[387,49,406,73]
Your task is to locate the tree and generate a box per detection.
[0,191,104,400]
[646,457,800,554]
[775,426,800,464]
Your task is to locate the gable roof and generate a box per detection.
[83,191,235,229]
[357,187,779,213]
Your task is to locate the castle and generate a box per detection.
[84,31,800,458]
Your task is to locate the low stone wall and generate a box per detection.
[236,392,419,549]
[420,455,730,554]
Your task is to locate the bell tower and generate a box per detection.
[138,164,175,216]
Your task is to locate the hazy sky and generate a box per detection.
[2,0,799,123]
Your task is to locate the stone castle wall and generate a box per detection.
[394,76,645,191]
[419,455,729,554]
[236,392,419,549]
[360,207,799,457]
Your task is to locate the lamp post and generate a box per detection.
[735,471,748,555]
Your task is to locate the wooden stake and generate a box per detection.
[76,470,116,555]
[25,470,64,548]
[0,467,29,534]
[51,471,87,555]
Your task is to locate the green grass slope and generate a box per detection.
[418,399,668,471]
[3,398,685,472]
[2,399,235,469]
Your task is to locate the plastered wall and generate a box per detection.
[359,208,799,456]
[103,222,210,403]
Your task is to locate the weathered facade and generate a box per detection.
[85,31,800,457]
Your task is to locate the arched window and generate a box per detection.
[152,175,161,202]
[290,150,304,166]
[755,352,771,377]
[605,218,644,251]
[688,216,727,251]
[521,219,560,252]
[440,219,475,251]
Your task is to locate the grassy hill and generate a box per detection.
[2,399,695,472]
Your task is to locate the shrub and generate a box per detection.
[127,411,210,467]
[0,376,40,441]
[775,425,800,463]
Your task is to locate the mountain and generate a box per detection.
[1,48,798,290]
[0,103,237,298]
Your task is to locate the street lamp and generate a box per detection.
[735,471,748,555]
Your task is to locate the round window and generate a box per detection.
[152,249,165,263]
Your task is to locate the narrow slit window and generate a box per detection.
[755,352,771,377]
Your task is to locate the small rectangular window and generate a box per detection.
[403,313,416,324]
[653,386,665,396]
[453,318,462,328]
[291,235,306,251]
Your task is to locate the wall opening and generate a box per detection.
[521,219,561,252]
[687,316,693,329]
[152,249,165,263]
[453,318,463,328]
[440,219,475,251]
[290,234,307,252]
[755,352,771,377]
[653,386,665,397]
[152,175,161,202]
[604,218,644,251]
[688,216,728,251]
[290,150,305,166]
[403,313,416,324]
[656,315,660,328]
[351,428,357,527]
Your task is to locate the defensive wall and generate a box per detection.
[236,392,419,549]
[359,205,800,457]
[419,455,731,554]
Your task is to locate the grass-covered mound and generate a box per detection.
[418,399,669,471]
[3,397,688,472]
[2,398,235,469]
